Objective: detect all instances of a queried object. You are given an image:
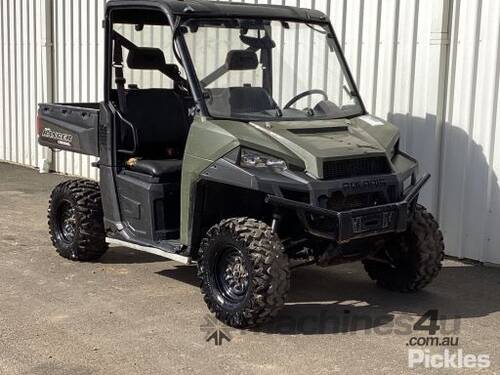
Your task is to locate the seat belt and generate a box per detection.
[113,39,127,113]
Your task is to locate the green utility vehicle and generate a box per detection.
[38,0,444,328]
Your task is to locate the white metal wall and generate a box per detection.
[0,0,499,264]
[439,0,500,263]
[51,0,104,180]
[0,0,53,172]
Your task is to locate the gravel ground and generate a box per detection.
[0,162,499,374]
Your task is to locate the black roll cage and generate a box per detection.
[111,30,188,88]
[104,2,367,121]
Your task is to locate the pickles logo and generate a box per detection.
[409,349,490,369]
[41,128,73,146]
[407,310,491,369]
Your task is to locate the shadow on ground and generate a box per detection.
[99,247,169,264]
[257,262,500,335]
[148,257,500,335]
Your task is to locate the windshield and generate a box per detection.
[182,18,364,121]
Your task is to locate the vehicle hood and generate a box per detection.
[216,115,400,179]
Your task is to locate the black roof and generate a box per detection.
[106,0,328,23]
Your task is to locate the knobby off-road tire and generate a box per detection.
[363,204,444,292]
[48,179,108,262]
[198,218,290,328]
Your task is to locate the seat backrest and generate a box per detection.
[123,89,189,157]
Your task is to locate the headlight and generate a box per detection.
[240,148,287,171]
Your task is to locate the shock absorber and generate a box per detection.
[271,212,282,234]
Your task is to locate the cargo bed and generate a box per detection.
[37,103,101,156]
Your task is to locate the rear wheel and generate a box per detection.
[363,204,444,292]
[198,218,290,328]
[48,179,108,261]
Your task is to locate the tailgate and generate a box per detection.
[37,103,100,156]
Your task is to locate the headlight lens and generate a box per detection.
[240,148,287,171]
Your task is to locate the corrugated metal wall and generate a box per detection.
[439,0,500,263]
[0,0,53,172]
[0,0,499,264]
[51,0,104,180]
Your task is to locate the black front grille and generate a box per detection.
[323,157,391,180]
[281,188,310,203]
[327,191,388,211]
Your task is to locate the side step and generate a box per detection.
[106,237,193,265]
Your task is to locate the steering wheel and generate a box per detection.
[284,89,329,109]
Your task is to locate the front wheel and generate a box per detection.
[363,205,444,292]
[197,218,290,328]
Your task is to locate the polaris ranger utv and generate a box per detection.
[37,0,444,328]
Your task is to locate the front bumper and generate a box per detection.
[266,173,430,243]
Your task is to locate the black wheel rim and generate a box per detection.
[214,246,250,304]
[56,200,76,243]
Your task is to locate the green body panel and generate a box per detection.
[180,113,406,246]
[249,116,399,177]
[180,117,239,244]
